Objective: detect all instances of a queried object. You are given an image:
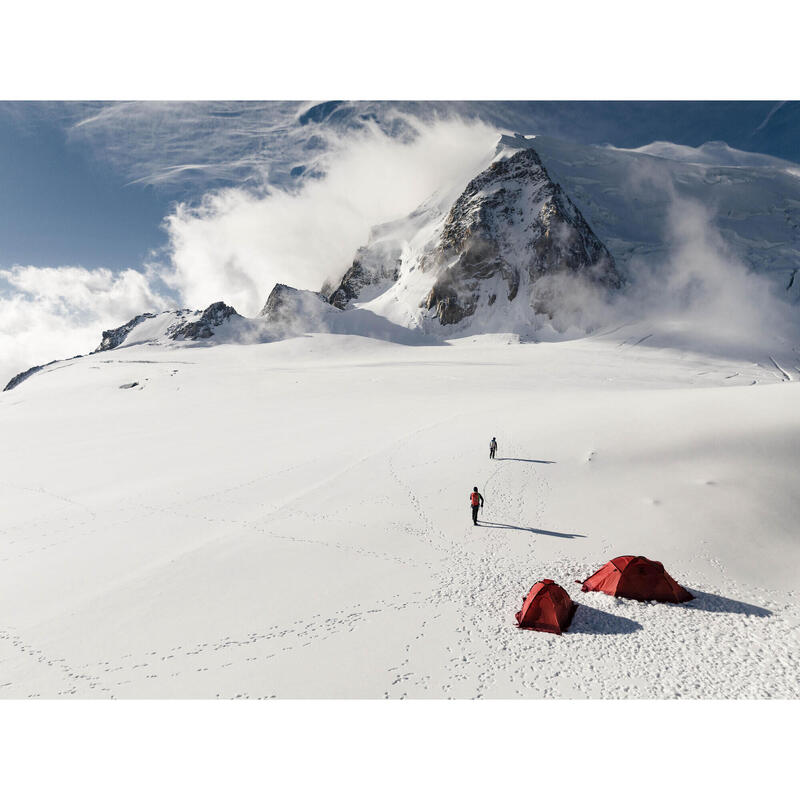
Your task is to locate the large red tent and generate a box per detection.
[515,579,577,634]
[580,555,693,603]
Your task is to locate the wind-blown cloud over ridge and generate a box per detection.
[0,116,500,383]
[161,117,500,314]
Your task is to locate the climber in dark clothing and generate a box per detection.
[470,486,484,526]
[489,437,497,459]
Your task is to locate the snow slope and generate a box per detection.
[1,328,798,698]
[527,134,800,293]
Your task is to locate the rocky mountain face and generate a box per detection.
[95,302,240,354]
[169,302,239,341]
[96,313,158,352]
[326,257,398,310]
[322,144,623,328]
[260,284,331,324]
[424,148,621,324]
[323,217,409,310]
[4,362,55,392]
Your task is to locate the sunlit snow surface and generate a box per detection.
[1,329,798,698]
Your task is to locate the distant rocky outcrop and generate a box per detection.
[326,252,400,310]
[94,302,240,353]
[323,208,435,312]
[96,313,157,352]
[3,356,84,392]
[4,363,48,392]
[167,301,239,340]
[259,283,333,326]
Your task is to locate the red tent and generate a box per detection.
[515,579,577,634]
[580,556,693,603]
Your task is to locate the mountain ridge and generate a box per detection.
[6,133,800,391]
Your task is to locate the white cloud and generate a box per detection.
[615,158,799,355]
[162,117,499,315]
[0,265,172,386]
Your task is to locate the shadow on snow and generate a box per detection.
[479,520,586,538]
[568,604,643,635]
[494,458,556,464]
[682,590,772,617]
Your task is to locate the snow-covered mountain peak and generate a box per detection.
[323,140,622,333]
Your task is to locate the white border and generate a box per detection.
[1,700,795,798]
[0,1,797,99]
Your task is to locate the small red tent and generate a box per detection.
[515,579,577,634]
[580,556,693,603]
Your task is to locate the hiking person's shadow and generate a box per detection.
[495,458,555,464]
[481,521,585,539]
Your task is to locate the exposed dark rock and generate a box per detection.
[423,148,622,325]
[168,302,239,340]
[95,313,156,352]
[4,363,48,392]
[315,144,623,330]
[327,253,400,310]
[259,284,333,329]
[3,355,84,392]
[424,286,472,325]
[119,382,139,389]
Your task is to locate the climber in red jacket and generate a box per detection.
[470,486,484,526]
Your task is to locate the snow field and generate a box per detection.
[1,331,798,697]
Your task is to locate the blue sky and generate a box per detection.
[0,108,171,270]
